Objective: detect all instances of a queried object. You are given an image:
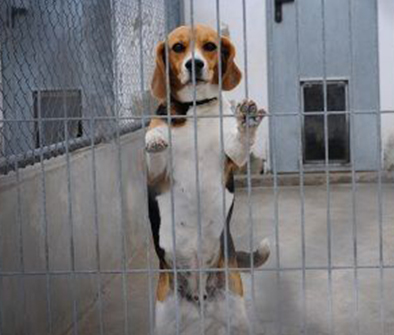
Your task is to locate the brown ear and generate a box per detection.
[221,37,242,91]
[151,41,167,100]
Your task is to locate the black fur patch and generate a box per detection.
[220,200,237,260]
[148,187,166,264]
[155,97,217,127]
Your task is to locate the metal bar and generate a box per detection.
[90,119,104,335]
[111,4,130,328]
[320,1,334,334]
[321,0,334,334]
[115,108,130,335]
[266,1,282,333]
[214,1,231,334]
[12,154,28,334]
[241,1,257,334]
[137,0,155,334]
[347,2,360,334]
[37,90,53,335]
[64,95,79,335]
[188,2,206,333]
[2,109,394,123]
[163,0,181,333]
[294,1,307,333]
[373,0,386,333]
[2,264,394,277]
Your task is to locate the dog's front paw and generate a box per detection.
[235,99,266,131]
[145,127,169,153]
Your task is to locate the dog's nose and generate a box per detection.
[185,59,204,74]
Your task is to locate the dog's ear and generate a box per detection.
[220,37,242,91]
[151,41,167,100]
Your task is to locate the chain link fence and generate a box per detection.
[0,0,181,174]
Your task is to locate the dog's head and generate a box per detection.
[151,24,242,102]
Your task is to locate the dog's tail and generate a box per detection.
[236,238,270,271]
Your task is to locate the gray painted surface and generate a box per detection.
[0,130,156,335]
[268,0,379,172]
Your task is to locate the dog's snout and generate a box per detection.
[185,59,204,74]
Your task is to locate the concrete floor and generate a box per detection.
[96,183,394,335]
[232,184,394,335]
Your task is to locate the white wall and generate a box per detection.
[183,0,269,162]
[378,0,394,170]
[184,0,394,171]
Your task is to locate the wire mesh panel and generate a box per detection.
[0,0,181,334]
[0,0,180,174]
[1,0,394,335]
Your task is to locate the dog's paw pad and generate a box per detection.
[236,99,266,128]
[145,128,169,153]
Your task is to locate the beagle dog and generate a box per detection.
[146,24,270,335]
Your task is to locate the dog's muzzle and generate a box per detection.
[185,58,205,80]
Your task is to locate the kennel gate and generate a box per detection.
[0,0,393,335]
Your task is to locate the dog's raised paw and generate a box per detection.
[145,127,169,153]
[236,99,266,129]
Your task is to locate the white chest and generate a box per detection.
[157,105,235,264]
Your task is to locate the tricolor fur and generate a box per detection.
[146,24,270,335]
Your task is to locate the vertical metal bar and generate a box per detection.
[294,2,307,334]
[373,1,385,333]
[90,119,104,335]
[266,2,282,334]
[37,90,53,335]
[347,2,360,334]
[163,1,181,333]
[320,1,334,334]
[12,152,28,334]
[111,1,130,328]
[241,1,256,334]
[214,2,231,334]
[64,93,79,335]
[137,1,155,334]
[115,111,130,335]
[189,2,206,333]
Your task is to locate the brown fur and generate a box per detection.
[156,271,171,302]
[216,253,244,297]
[149,25,254,304]
[150,24,242,101]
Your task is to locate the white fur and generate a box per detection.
[177,49,218,102]
[179,50,211,84]
[146,125,169,153]
[177,83,219,102]
[156,100,235,266]
[155,292,249,335]
[146,98,260,334]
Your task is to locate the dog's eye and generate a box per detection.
[172,43,185,53]
[203,42,217,52]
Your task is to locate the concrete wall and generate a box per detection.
[183,0,394,171]
[0,130,154,335]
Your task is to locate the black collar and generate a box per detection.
[173,97,218,110]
